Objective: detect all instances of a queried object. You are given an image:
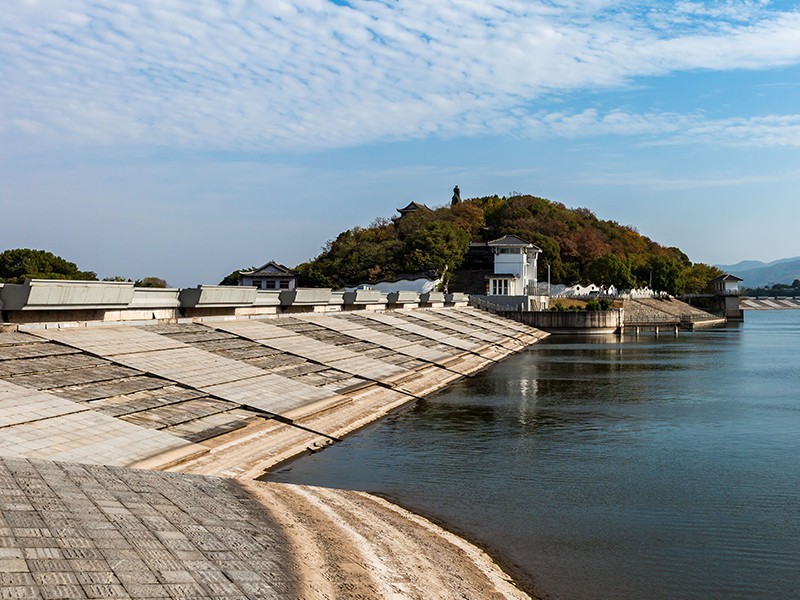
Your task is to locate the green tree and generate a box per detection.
[134,277,168,288]
[0,248,97,283]
[398,215,469,275]
[588,253,635,289]
[679,263,725,294]
[640,255,683,294]
[219,267,256,286]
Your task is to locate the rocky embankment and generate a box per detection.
[623,297,719,325]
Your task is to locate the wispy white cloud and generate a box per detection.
[2,0,800,151]
[571,167,799,191]
[516,109,800,147]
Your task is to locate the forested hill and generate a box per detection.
[296,194,722,295]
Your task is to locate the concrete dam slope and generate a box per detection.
[623,297,724,328]
[740,297,800,310]
[0,307,545,599]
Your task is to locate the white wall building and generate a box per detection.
[486,235,542,297]
[710,274,743,295]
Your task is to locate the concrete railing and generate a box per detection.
[0,279,136,311]
[0,280,468,326]
[387,291,420,306]
[128,288,182,309]
[280,288,333,306]
[179,285,258,307]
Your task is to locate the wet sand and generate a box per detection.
[245,479,533,600]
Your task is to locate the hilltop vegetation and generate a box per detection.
[297,194,723,295]
[0,248,168,287]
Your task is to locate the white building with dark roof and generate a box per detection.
[709,273,743,295]
[486,235,542,297]
[238,261,298,291]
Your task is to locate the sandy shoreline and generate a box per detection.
[244,479,535,600]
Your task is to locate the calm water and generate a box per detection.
[266,310,800,600]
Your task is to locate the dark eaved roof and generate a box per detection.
[487,235,542,250]
[396,201,431,215]
[240,261,297,277]
[710,273,744,283]
[485,273,519,279]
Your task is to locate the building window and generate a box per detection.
[279,280,290,289]
[491,279,509,295]
[497,248,520,254]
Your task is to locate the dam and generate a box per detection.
[0,280,544,598]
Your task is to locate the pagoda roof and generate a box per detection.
[396,201,431,215]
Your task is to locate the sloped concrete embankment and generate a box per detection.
[623,297,725,328]
[0,307,544,599]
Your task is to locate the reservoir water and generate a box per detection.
[266,310,800,599]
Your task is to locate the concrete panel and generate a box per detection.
[400,310,505,343]
[0,456,299,598]
[0,380,201,466]
[32,325,344,419]
[32,326,186,356]
[280,288,332,305]
[179,285,258,307]
[214,320,411,383]
[254,291,282,306]
[361,312,482,351]
[329,291,345,306]
[0,379,87,426]
[296,315,459,365]
[203,373,343,416]
[343,290,385,305]
[388,291,420,304]
[215,319,301,341]
[420,292,446,304]
[456,307,535,333]
[0,280,135,311]
[128,288,181,308]
[445,292,469,303]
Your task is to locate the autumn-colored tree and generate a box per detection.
[294,194,704,291]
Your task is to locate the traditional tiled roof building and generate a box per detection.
[239,261,298,291]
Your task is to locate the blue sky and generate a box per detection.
[2,0,800,287]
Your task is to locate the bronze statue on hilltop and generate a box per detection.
[451,185,461,206]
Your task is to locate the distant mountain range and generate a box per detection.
[716,257,800,289]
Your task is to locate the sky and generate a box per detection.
[2,0,800,287]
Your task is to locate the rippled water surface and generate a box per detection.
[267,310,800,600]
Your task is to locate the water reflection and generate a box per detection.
[267,312,800,600]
